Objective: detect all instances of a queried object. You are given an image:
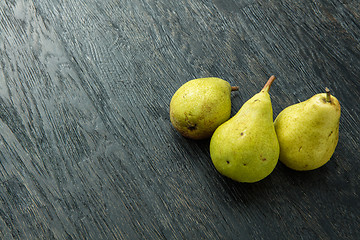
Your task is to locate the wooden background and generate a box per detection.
[0,0,359,239]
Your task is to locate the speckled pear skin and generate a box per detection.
[210,76,279,183]
[274,90,341,171]
[170,77,235,140]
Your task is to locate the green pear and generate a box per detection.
[274,88,341,171]
[210,76,279,183]
[170,77,238,140]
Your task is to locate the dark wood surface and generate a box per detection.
[1,0,359,239]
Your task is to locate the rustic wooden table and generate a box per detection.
[0,0,359,239]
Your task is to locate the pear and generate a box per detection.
[210,76,279,183]
[170,77,238,140]
[274,88,341,171]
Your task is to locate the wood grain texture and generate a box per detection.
[0,0,359,239]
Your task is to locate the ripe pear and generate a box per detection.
[274,88,341,171]
[170,77,238,140]
[210,76,279,183]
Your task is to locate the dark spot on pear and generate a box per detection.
[226,161,230,164]
[262,158,266,161]
[243,163,247,166]
[253,99,260,102]
[240,132,244,136]
[187,124,197,131]
[328,131,333,137]
[299,146,302,152]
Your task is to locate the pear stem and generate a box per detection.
[231,86,239,91]
[261,75,276,93]
[325,87,332,103]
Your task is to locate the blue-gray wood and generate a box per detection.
[0,0,359,239]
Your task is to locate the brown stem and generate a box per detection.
[231,86,239,91]
[261,75,276,93]
[325,87,332,103]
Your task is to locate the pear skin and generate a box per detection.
[210,76,279,183]
[170,77,238,140]
[274,88,341,171]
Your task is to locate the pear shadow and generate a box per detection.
[207,159,335,208]
[278,161,333,188]
[208,162,284,206]
[170,126,334,207]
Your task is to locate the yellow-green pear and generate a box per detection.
[274,88,341,171]
[210,76,279,183]
[170,77,238,140]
